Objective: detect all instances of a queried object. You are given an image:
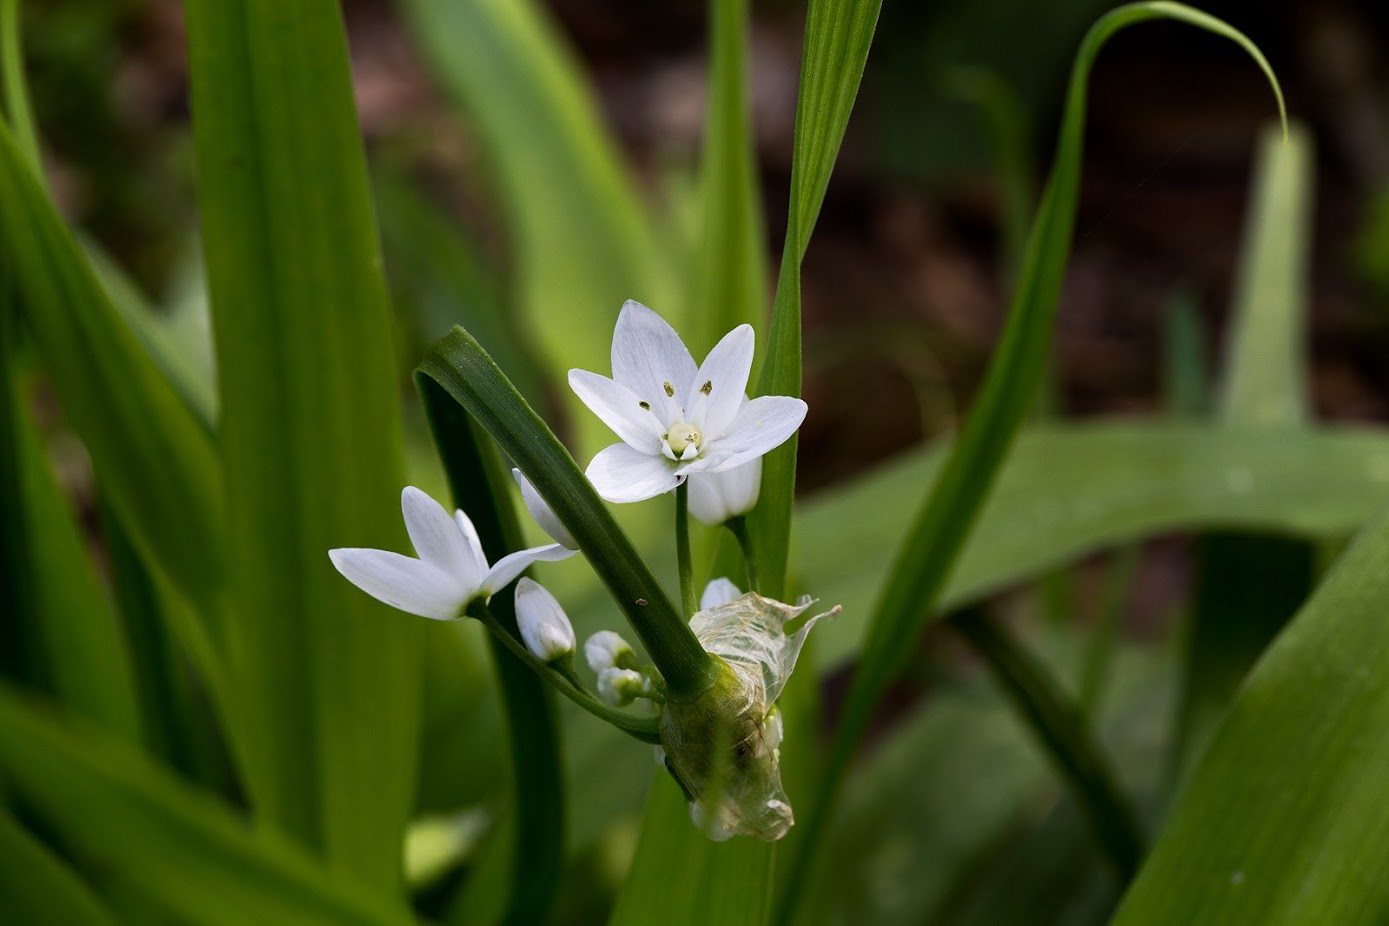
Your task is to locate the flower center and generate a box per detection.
[666,422,703,455]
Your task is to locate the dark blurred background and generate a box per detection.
[21,0,1389,486]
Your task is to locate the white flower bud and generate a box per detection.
[514,578,574,662]
[512,468,578,550]
[584,629,635,673]
[700,577,742,610]
[596,667,647,706]
[687,457,761,526]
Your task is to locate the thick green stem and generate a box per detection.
[948,609,1144,879]
[468,600,660,743]
[727,516,760,593]
[675,481,696,618]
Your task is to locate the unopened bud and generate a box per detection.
[515,578,574,662]
[688,458,761,526]
[512,468,578,550]
[585,629,636,673]
[596,667,649,706]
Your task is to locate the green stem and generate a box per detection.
[1079,544,1141,716]
[948,609,1144,879]
[467,600,661,743]
[727,516,760,593]
[675,481,696,617]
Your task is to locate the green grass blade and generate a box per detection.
[416,374,564,925]
[418,328,718,699]
[0,810,117,926]
[800,422,1387,668]
[0,0,40,169]
[751,0,884,599]
[777,13,1284,913]
[1173,122,1316,778]
[183,0,422,891]
[400,0,668,453]
[1113,510,1389,924]
[1218,122,1311,426]
[689,0,767,357]
[0,391,142,741]
[0,686,414,926]
[0,120,225,614]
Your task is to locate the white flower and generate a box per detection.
[584,629,636,673]
[687,457,761,526]
[700,577,743,610]
[569,300,807,504]
[512,468,577,550]
[597,667,650,706]
[514,577,575,662]
[329,486,574,620]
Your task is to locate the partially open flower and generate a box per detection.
[658,592,839,841]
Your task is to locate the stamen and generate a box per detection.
[700,380,713,395]
[663,382,675,397]
[639,401,650,410]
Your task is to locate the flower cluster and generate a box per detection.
[329,299,832,842]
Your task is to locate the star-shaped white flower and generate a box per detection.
[329,487,574,620]
[569,300,807,504]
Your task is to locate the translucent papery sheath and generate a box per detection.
[658,592,838,841]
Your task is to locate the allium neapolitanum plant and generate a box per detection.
[8,0,1389,923]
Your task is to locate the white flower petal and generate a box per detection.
[687,457,761,525]
[610,300,697,422]
[700,577,742,610]
[400,487,476,579]
[704,396,807,472]
[515,577,575,661]
[512,468,577,550]
[451,509,490,592]
[585,443,682,503]
[480,543,574,598]
[568,370,665,453]
[328,548,467,620]
[686,325,754,436]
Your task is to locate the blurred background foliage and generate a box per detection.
[8,0,1389,924]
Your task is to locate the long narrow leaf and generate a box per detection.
[779,7,1284,916]
[184,0,421,891]
[417,374,564,925]
[0,687,413,926]
[751,0,885,599]
[418,328,717,699]
[0,810,116,926]
[1114,510,1389,924]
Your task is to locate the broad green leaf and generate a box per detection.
[0,686,413,926]
[751,0,884,600]
[689,0,767,357]
[800,422,1389,668]
[184,0,421,891]
[0,120,225,616]
[400,0,668,455]
[417,373,564,924]
[0,810,116,926]
[1113,509,1389,924]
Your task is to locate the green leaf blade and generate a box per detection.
[184,0,422,891]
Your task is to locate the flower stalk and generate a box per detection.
[675,482,696,617]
